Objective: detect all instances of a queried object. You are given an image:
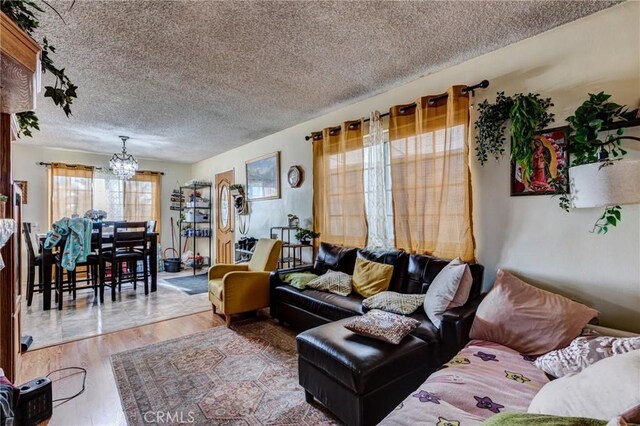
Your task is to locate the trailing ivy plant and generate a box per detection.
[0,0,78,137]
[510,94,554,183]
[560,92,637,234]
[475,92,554,184]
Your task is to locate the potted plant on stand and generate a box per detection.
[295,228,320,245]
[229,184,245,197]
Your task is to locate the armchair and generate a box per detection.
[208,238,282,326]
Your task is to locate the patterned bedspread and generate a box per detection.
[380,340,550,426]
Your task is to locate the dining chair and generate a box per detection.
[102,221,149,302]
[22,223,43,307]
[55,221,104,309]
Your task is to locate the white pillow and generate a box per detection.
[423,258,472,328]
[528,350,640,421]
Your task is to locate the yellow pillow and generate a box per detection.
[352,257,394,298]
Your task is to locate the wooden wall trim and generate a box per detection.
[0,113,16,381]
[0,12,41,73]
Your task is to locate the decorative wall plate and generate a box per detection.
[287,165,303,188]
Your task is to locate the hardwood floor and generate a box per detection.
[19,311,224,426]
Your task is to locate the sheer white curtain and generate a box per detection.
[364,111,394,249]
[92,168,124,221]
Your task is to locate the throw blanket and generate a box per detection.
[380,340,550,426]
[44,217,92,271]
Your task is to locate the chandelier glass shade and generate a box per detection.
[110,136,138,180]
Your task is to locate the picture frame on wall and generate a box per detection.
[246,151,281,200]
[511,126,570,196]
[14,180,28,204]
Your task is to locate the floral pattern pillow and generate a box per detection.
[344,309,420,344]
[306,270,352,296]
[534,335,640,378]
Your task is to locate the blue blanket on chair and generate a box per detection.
[44,217,92,271]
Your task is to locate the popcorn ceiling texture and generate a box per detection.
[19,0,618,163]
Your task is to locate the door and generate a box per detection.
[215,170,234,264]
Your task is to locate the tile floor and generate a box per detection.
[22,270,212,349]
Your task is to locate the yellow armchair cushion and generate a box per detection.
[208,278,224,300]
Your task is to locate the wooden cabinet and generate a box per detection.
[0,11,39,381]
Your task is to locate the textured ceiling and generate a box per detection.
[17,0,618,163]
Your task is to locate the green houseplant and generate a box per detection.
[475,92,554,180]
[229,184,245,197]
[560,92,637,234]
[295,228,320,245]
[1,0,78,137]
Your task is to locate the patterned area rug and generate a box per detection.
[111,320,339,425]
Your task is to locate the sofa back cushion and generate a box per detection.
[314,242,358,275]
[357,248,408,293]
[406,253,484,297]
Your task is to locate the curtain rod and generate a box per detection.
[36,162,165,175]
[304,79,490,141]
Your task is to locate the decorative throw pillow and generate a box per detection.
[281,272,318,290]
[352,257,394,298]
[469,269,598,356]
[534,335,640,378]
[423,257,473,328]
[306,270,352,296]
[363,291,424,315]
[343,309,420,345]
[528,350,640,422]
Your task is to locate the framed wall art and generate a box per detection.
[511,126,569,196]
[246,151,280,200]
[14,180,28,204]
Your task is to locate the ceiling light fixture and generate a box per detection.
[110,135,138,180]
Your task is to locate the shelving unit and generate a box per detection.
[270,226,314,269]
[178,183,212,275]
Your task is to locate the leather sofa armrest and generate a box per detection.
[439,294,486,363]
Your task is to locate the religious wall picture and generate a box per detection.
[511,127,569,196]
[246,151,281,200]
[15,180,28,204]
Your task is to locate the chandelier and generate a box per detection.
[110,135,138,180]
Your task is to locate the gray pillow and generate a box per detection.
[363,291,424,315]
[306,270,352,296]
[344,309,420,344]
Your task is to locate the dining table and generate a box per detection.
[37,231,158,310]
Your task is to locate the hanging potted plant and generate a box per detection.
[475,92,555,182]
[294,228,320,245]
[559,92,639,234]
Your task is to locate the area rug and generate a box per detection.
[111,320,339,425]
[163,273,209,295]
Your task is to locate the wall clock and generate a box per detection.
[287,165,303,188]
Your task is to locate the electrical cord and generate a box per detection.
[46,367,87,405]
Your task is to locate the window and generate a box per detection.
[49,164,161,233]
[49,163,94,225]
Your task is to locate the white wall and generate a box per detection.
[11,144,192,250]
[193,2,640,331]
